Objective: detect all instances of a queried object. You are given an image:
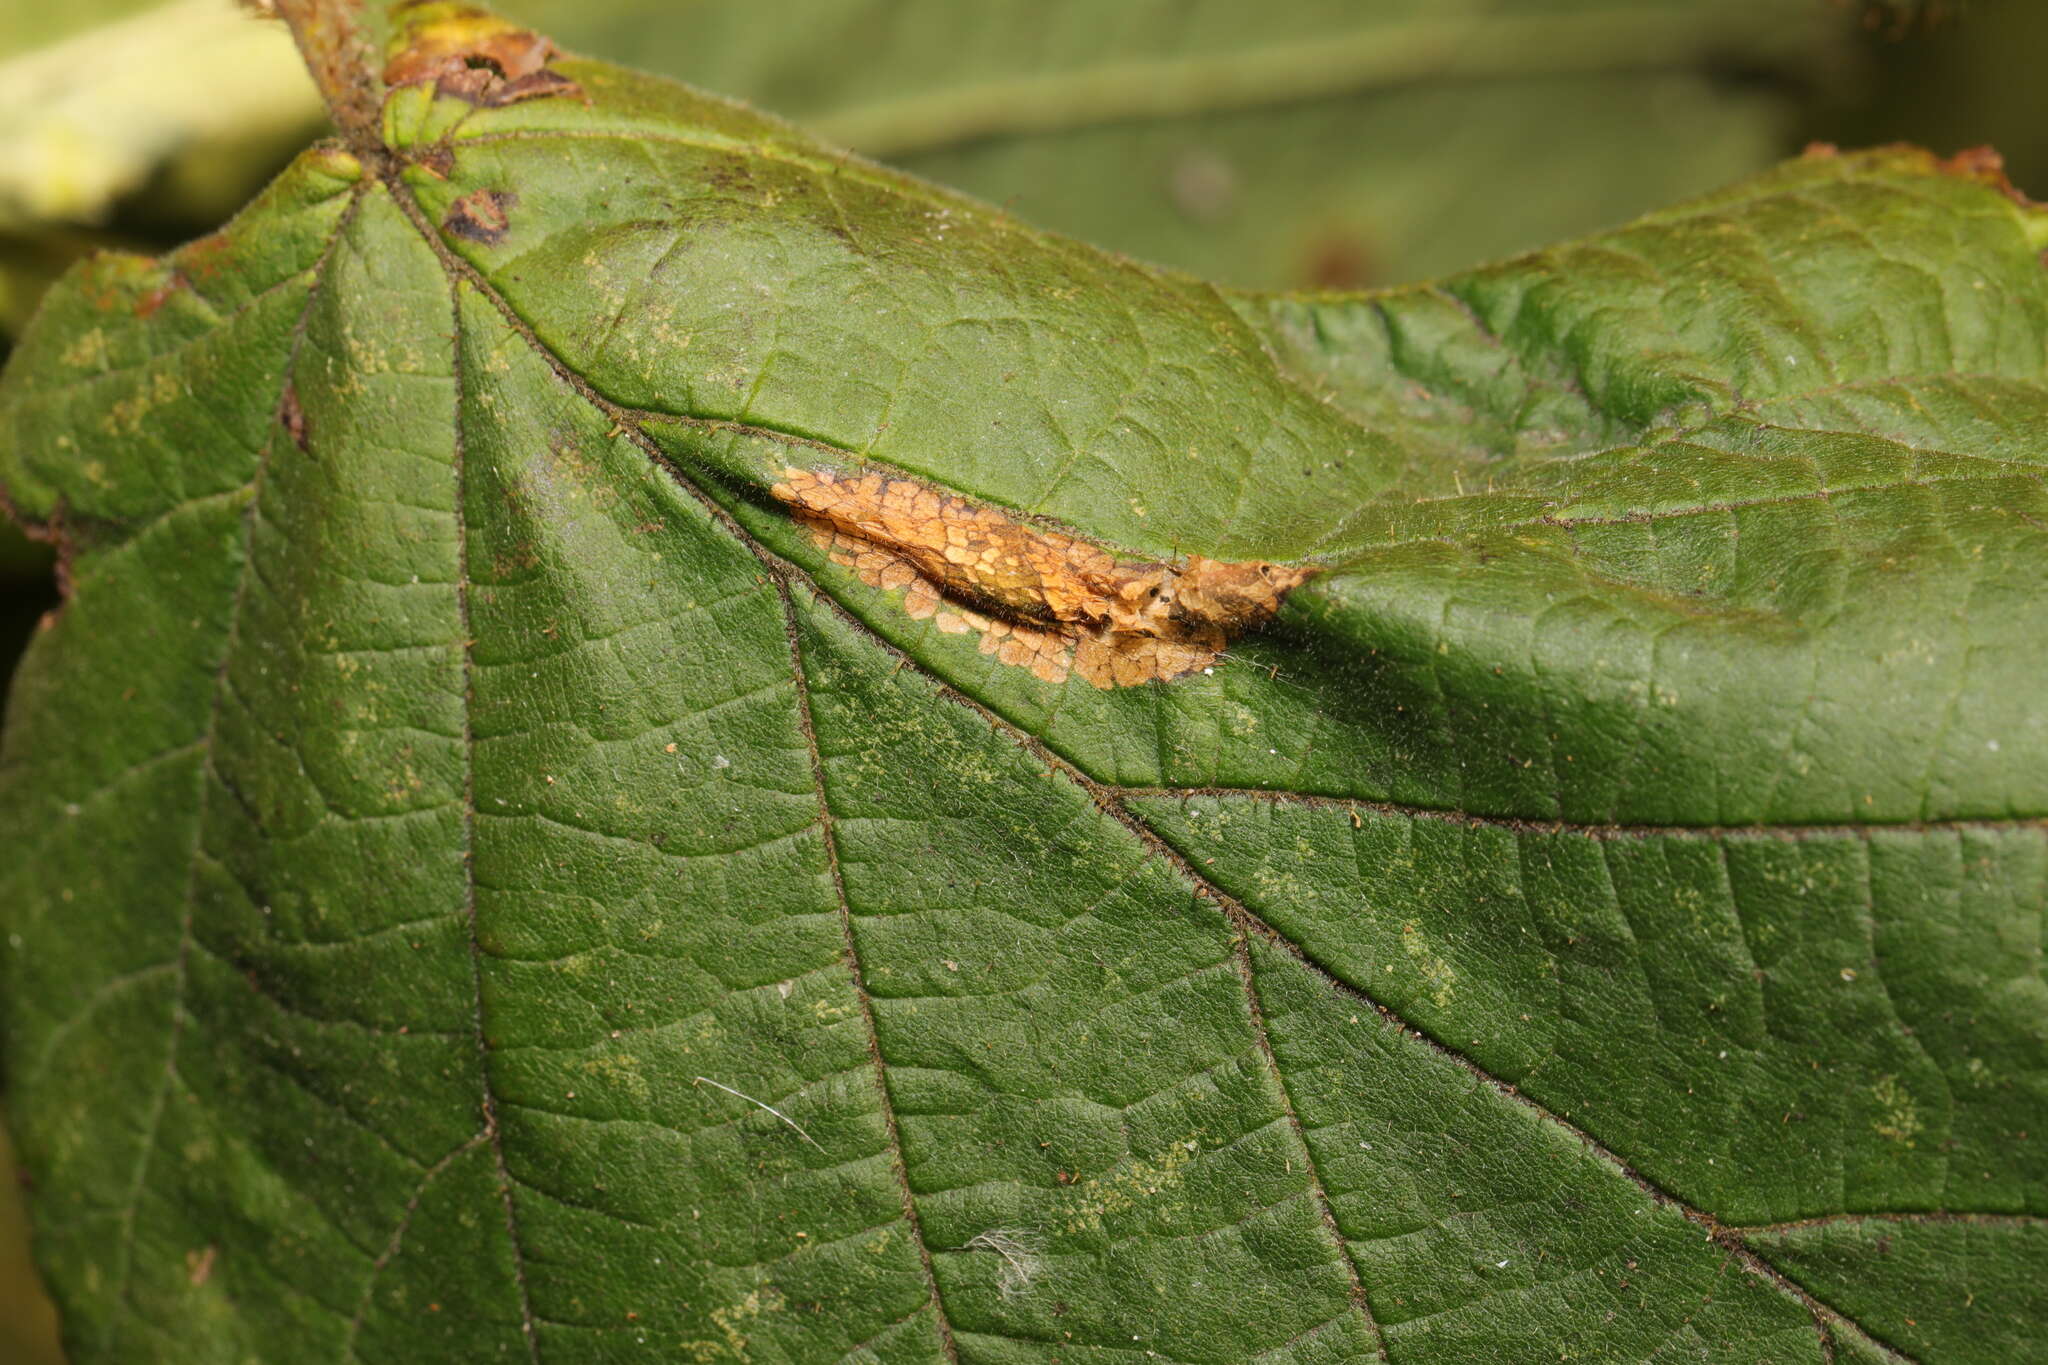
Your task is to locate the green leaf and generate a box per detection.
[3,6,2044,1363]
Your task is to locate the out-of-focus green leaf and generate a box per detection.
[0,0,324,230]
[0,0,326,353]
[2,5,2045,1363]
[511,0,1845,289]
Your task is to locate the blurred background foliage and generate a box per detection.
[0,1,2039,1359]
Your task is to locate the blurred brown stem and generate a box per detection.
[269,0,381,155]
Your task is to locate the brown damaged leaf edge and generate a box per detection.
[380,0,582,107]
[1936,144,2046,210]
[0,481,77,624]
[773,468,1315,688]
[1803,139,2044,211]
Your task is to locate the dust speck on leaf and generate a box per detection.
[692,1076,822,1150]
[772,467,1312,688]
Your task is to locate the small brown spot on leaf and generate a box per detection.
[280,382,309,452]
[493,542,541,576]
[444,189,516,245]
[772,468,1313,688]
[135,271,188,319]
[186,1245,217,1287]
[383,2,583,106]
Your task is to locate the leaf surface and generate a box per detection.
[2,9,2045,1363]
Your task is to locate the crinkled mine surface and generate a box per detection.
[1,7,2045,1364]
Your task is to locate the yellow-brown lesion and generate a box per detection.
[381,1,583,106]
[771,468,1312,688]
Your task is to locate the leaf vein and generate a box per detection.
[780,579,964,1363]
[449,241,545,1364]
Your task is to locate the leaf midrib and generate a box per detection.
[781,576,963,1359]
[445,186,545,1361]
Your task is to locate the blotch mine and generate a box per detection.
[772,467,1313,688]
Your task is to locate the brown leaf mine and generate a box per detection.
[771,469,1313,688]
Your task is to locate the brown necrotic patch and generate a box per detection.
[771,468,1312,688]
[382,2,583,106]
[443,188,516,245]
